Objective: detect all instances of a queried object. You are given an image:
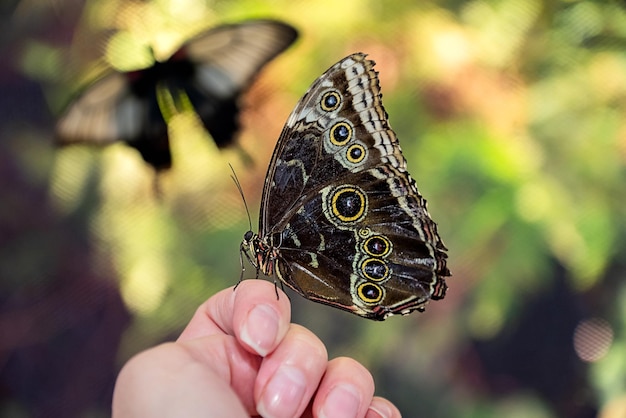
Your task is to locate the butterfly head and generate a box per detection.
[241,231,280,277]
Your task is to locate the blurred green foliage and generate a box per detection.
[4,0,626,416]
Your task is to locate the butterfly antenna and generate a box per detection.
[229,163,253,233]
[231,163,255,289]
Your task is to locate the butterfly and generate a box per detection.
[55,19,298,171]
[241,53,450,320]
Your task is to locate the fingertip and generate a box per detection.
[314,356,374,418]
[255,324,328,418]
[233,280,291,356]
[239,303,281,356]
[367,396,402,418]
[178,279,291,347]
[332,356,375,388]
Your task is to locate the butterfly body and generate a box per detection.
[56,20,298,170]
[122,50,239,167]
[242,53,450,320]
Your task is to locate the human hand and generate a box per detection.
[112,279,401,418]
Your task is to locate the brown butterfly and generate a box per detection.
[241,53,450,320]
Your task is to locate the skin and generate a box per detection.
[112,280,402,418]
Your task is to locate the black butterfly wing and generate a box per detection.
[170,19,298,148]
[260,53,449,320]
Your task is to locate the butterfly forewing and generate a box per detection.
[185,21,298,90]
[249,53,450,320]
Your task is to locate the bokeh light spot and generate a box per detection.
[573,317,613,362]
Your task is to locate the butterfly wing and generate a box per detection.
[56,69,172,169]
[169,19,298,147]
[260,53,449,320]
[55,19,297,170]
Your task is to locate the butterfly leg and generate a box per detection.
[236,241,255,289]
[273,281,280,300]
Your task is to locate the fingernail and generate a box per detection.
[367,402,393,418]
[257,365,306,418]
[240,304,280,356]
[320,384,361,418]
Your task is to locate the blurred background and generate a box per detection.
[2,0,626,416]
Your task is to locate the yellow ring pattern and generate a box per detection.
[363,235,392,258]
[331,187,366,222]
[329,122,352,146]
[357,282,383,304]
[320,90,341,112]
[361,258,390,281]
[346,144,366,163]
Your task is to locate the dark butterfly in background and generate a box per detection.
[55,19,298,171]
[241,53,450,320]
